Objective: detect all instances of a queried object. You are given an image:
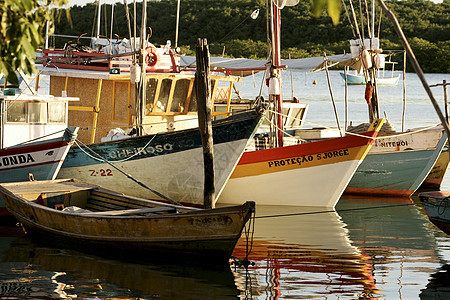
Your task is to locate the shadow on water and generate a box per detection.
[0,224,243,299]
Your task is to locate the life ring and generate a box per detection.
[145,47,158,71]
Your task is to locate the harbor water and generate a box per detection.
[0,71,450,299]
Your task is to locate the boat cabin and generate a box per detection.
[40,67,243,144]
[0,94,78,148]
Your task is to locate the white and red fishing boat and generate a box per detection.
[220,119,383,208]
[218,1,384,208]
[0,94,79,216]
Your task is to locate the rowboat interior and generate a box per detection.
[7,179,198,216]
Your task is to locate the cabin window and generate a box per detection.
[171,79,190,112]
[6,101,26,122]
[28,102,47,123]
[48,102,66,124]
[146,78,158,113]
[188,80,217,112]
[154,79,171,112]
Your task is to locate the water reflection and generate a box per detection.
[0,232,239,299]
[232,197,450,299]
[232,205,377,299]
[1,195,449,299]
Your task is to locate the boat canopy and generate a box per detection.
[179,53,361,76]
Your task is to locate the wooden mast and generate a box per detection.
[270,0,283,147]
[137,0,147,136]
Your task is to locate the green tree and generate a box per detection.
[0,0,68,84]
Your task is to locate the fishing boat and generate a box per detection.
[215,1,386,208]
[33,1,271,208]
[339,60,401,85]
[0,178,255,263]
[219,119,384,208]
[0,94,79,216]
[58,108,263,207]
[339,72,400,85]
[345,126,447,197]
[420,143,449,190]
[418,191,450,235]
[334,0,447,197]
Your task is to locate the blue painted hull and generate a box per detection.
[346,130,447,197]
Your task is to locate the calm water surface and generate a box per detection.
[1,72,449,299]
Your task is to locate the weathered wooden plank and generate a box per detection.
[82,206,177,216]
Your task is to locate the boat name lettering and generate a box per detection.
[376,140,408,147]
[190,216,233,226]
[267,149,350,167]
[108,143,173,159]
[0,154,35,167]
[317,149,349,160]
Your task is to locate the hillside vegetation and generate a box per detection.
[53,0,449,73]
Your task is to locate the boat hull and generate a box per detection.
[420,143,449,189]
[58,110,262,207]
[345,127,446,197]
[219,119,384,208]
[340,72,400,85]
[0,179,255,263]
[419,191,450,235]
[0,127,78,216]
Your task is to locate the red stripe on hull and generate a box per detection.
[420,177,444,189]
[344,186,414,197]
[239,131,377,165]
[0,141,69,156]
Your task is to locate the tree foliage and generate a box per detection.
[0,0,69,84]
[1,0,447,79]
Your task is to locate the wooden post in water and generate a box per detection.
[195,38,215,209]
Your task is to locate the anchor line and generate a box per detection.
[244,208,256,262]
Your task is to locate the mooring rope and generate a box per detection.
[255,202,420,219]
[266,108,441,140]
[73,138,183,207]
[74,133,158,163]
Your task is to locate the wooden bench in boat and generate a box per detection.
[85,190,176,215]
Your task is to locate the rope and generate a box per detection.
[265,108,442,141]
[256,202,420,219]
[74,133,157,163]
[261,112,307,143]
[244,208,256,264]
[73,138,183,207]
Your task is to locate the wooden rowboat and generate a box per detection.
[418,191,450,235]
[0,179,255,264]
